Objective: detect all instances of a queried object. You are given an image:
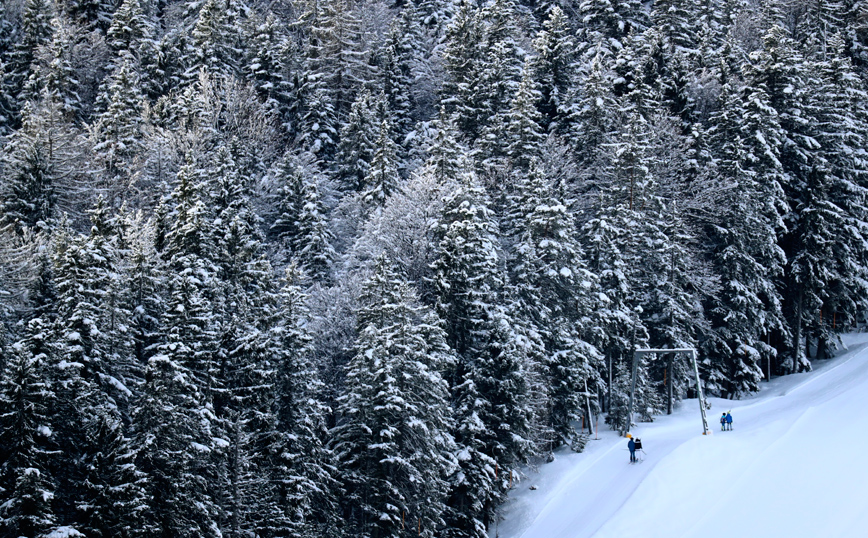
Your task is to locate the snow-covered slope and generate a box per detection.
[494,333,868,538]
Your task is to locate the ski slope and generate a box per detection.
[494,333,868,538]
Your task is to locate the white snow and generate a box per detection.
[493,333,868,538]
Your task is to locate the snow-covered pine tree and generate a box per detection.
[333,257,455,538]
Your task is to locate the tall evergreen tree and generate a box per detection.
[333,257,455,538]
[0,330,57,538]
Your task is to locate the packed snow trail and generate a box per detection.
[493,334,868,538]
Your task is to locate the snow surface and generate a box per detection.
[493,333,868,538]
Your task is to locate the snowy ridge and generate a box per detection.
[495,334,868,538]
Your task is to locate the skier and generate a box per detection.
[628,437,636,463]
[726,412,733,431]
[720,413,726,431]
[634,438,643,461]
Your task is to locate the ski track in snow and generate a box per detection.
[493,334,868,538]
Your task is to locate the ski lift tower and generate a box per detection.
[627,348,710,436]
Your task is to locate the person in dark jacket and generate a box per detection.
[720,413,726,431]
[725,412,733,431]
[628,437,636,462]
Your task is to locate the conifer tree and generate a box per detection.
[362,118,400,207]
[0,333,57,538]
[505,64,544,172]
[93,54,145,183]
[333,257,455,538]
[106,0,153,58]
[531,5,575,134]
[295,177,335,283]
[509,162,602,445]
[0,103,56,235]
[432,170,533,532]
[273,264,341,537]
[336,91,379,192]
[24,17,82,122]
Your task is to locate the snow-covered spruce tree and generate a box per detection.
[745,25,822,373]
[0,94,79,235]
[380,10,419,163]
[0,332,57,538]
[431,170,532,535]
[576,0,649,58]
[580,188,643,415]
[806,36,868,358]
[79,412,148,538]
[242,13,285,109]
[295,173,336,283]
[361,117,400,207]
[272,264,341,538]
[1,0,54,127]
[426,110,468,185]
[295,0,373,127]
[703,75,788,396]
[504,63,544,173]
[507,161,602,446]
[269,152,335,281]
[132,347,220,537]
[133,152,222,536]
[651,0,700,54]
[187,0,244,81]
[105,0,154,60]
[269,154,306,249]
[0,105,55,235]
[124,213,164,367]
[531,5,575,135]
[46,200,144,534]
[336,90,379,193]
[571,49,616,181]
[92,54,145,187]
[472,0,524,162]
[24,16,82,123]
[441,0,485,141]
[332,257,455,538]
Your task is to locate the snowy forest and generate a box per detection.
[1,0,868,535]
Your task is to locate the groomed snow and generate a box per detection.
[494,333,868,538]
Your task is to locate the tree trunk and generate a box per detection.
[792,288,804,373]
[666,353,674,415]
